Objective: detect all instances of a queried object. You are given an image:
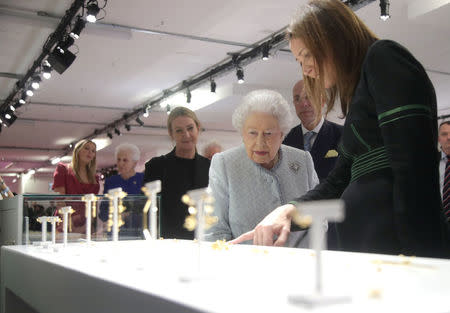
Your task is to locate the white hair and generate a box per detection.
[203,141,223,153]
[114,143,140,161]
[232,89,295,138]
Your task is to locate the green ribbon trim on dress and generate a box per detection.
[351,124,371,151]
[378,104,431,120]
[379,113,431,127]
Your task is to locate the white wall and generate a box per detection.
[21,174,55,194]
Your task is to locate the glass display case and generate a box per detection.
[0,194,157,246]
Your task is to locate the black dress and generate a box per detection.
[294,40,448,258]
[143,148,210,239]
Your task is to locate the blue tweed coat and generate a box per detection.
[205,144,318,243]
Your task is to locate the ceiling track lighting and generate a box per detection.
[107,132,113,139]
[262,44,270,61]
[33,24,291,141]
[31,75,41,90]
[114,127,121,136]
[1,109,17,127]
[0,0,109,134]
[125,124,131,131]
[70,15,86,39]
[236,67,245,84]
[379,0,390,21]
[19,91,27,104]
[135,116,144,126]
[166,104,171,115]
[13,101,22,110]
[47,47,76,74]
[57,36,75,53]
[143,107,149,118]
[26,86,34,97]
[42,63,52,80]
[86,1,101,23]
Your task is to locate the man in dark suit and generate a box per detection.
[283,80,343,182]
[438,121,450,234]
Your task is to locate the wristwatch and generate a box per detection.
[1,186,10,197]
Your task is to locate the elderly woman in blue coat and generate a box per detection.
[205,89,319,246]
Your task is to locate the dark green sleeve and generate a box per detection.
[365,40,443,253]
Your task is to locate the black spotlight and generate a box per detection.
[42,63,52,79]
[107,132,113,139]
[57,37,75,53]
[31,74,41,90]
[380,0,390,21]
[19,91,28,104]
[86,1,100,23]
[114,128,121,136]
[186,88,192,103]
[70,16,86,39]
[12,101,22,110]
[210,79,216,93]
[125,124,131,131]
[262,44,270,61]
[236,67,244,84]
[25,86,34,97]
[47,48,76,74]
[1,109,17,127]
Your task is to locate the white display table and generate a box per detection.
[1,240,450,313]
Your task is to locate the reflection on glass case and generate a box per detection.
[0,194,159,246]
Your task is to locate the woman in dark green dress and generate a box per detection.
[232,0,448,258]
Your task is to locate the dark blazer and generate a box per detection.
[143,148,210,239]
[283,120,343,182]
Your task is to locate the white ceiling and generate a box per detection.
[1,0,450,191]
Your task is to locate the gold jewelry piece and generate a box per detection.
[182,192,217,231]
[211,239,229,251]
[291,208,312,228]
[105,190,127,232]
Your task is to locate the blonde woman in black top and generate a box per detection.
[143,107,210,239]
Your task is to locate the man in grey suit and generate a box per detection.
[283,80,343,182]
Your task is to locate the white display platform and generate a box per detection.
[1,240,450,313]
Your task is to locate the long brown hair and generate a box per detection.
[287,0,378,116]
[71,139,97,184]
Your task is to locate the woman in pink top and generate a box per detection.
[52,139,99,232]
